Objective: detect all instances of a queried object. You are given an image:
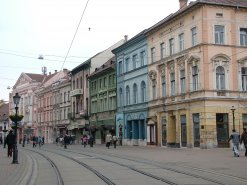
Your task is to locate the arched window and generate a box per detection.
[133,84,138,104]
[126,86,130,105]
[216,66,225,90]
[119,88,123,107]
[152,79,157,99]
[141,81,146,103]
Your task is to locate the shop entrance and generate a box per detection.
[216,113,229,148]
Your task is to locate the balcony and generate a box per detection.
[70,89,83,97]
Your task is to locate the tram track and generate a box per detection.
[41,147,226,185]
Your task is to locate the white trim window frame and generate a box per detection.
[240,28,247,46]
[179,33,184,52]
[214,25,225,44]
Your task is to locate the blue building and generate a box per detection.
[112,32,149,146]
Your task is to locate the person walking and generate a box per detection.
[38,136,42,148]
[82,135,88,148]
[32,135,36,148]
[240,128,247,157]
[228,129,240,157]
[5,130,15,157]
[112,135,118,149]
[105,133,112,149]
[64,134,69,149]
[22,135,26,147]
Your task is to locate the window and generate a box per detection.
[126,86,130,105]
[119,88,123,107]
[216,66,225,90]
[180,69,186,94]
[100,79,102,88]
[125,58,129,72]
[104,77,107,87]
[169,38,174,55]
[133,54,137,69]
[191,27,197,46]
[160,42,165,59]
[152,79,157,99]
[133,84,138,104]
[119,61,123,74]
[215,25,225,44]
[240,28,247,46]
[76,78,79,88]
[140,51,146,66]
[67,91,70,102]
[64,92,66,103]
[161,76,166,97]
[192,66,198,91]
[179,33,184,51]
[170,73,175,96]
[151,47,156,63]
[109,75,112,86]
[80,77,83,88]
[242,67,247,91]
[141,81,146,102]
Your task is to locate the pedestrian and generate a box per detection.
[38,136,42,148]
[83,135,88,148]
[42,136,45,145]
[22,135,26,147]
[105,133,112,149]
[32,135,36,148]
[228,129,240,157]
[89,135,94,147]
[5,130,15,157]
[56,137,59,145]
[112,135,118,149]
[240,128,247,157]
[64,134,69,149]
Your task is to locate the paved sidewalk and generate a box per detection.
[0,145,28,185]
[1,143,247,185]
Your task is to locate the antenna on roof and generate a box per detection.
[42,66,47,75]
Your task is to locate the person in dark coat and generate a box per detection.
[5,130,15,157]
[64,134,69,149]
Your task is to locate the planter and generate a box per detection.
[9,115,24,122]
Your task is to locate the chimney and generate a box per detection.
[55,70,57,73]
[124,35,128,42]
[179,0,188,9]
[63,68,68,72]
[49,72,51,75]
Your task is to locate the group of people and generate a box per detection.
[228,128,247,157]
[81,134,94,147]
[32,135,44,148]
[106,133,118,149]
[56,134,74,149]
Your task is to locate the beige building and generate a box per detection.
[35,69,70,143]
[147,0,247,148]
[10,73,46,140]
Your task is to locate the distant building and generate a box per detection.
[112,31,149,146]
[68,39,125,143]
[88,56,117,144]
[10,72,46,140]
[35,69,70,143]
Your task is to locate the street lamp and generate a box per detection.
[3,114,8,148]
[12,93,21,164]
[231,106,236,130]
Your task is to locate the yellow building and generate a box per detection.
[146,0,247,148]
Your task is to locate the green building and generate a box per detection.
[88,57,117,144]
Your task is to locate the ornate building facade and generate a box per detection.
[146,0,247,148]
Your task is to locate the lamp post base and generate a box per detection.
[12,145,18,164]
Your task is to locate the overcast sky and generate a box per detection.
[0,0,186,102]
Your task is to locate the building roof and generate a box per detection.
[25,73,45,83]
[88,56,116,78]
[147,0,247,35]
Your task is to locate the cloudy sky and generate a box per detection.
[0,0,186,101]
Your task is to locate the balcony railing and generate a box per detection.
[70,89,83,97]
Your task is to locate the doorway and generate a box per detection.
[216,113,229,148]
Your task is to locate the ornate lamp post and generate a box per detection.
[11,93,21,164]
[3,114,8,148]
[231,106,236,130]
